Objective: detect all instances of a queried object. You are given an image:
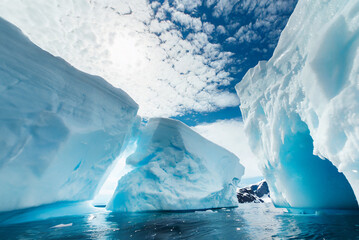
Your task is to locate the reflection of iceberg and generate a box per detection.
[236,1,359,209]
[0,201,103,225]
[107,118,244,212]
[0,17,138,212]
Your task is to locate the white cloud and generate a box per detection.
[235,25,261,44]
[150,1,161,10]
[171,11,202,32]
[225,37,236,43]
[216,25,227,35]
[211,0,238,18]
[0,0,238,117]
[209,0,297,48]
[191,119,262,178]
[149,19,173,34]
[205,0,217,8]
[0,0,296,117]
[203,22,215,35]
[173,0,202,12]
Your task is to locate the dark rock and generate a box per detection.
[255,181,269,198]
[237,180,270,204]
[237,192,257,203]
[250,184,258,192]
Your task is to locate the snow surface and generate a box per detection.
[107,118,244,212]
[236,0,359,209]
[0,18,138,212]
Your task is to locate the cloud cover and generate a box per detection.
[0,0,296,118]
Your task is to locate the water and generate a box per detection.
[1,203,359,239]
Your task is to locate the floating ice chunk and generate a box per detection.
[195,210,217,214]
[88,214,96,221]
[51,223,73,228]
[107,118,244,211]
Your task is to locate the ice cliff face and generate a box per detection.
[236,0,359,209]
[0,18,138,212]
[107,118,244,212]
[0,17,243,213]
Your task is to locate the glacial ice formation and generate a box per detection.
[107,118,244,212]
[0,18,138,212]
[236,0,359,209]
[0,16,244,214]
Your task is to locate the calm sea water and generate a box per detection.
[1,202,359,239]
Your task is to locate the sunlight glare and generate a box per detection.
[110,33,146,75]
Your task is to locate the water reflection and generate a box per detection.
[272,212,359,239]
[98,210,252,239]
[1,203,359,239]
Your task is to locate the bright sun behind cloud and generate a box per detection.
[110,34,146,76]
[0,0,295,119]
[0,0,240,117]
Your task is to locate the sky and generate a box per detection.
[191,119,261,178]
[0,0,297,178]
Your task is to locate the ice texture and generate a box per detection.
[107,118,244,212]
[236,0,359,209]
[0,18,138,212]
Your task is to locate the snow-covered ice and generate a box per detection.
[0,18,138,212]
[107,118,244,212]
[236,0,359,209]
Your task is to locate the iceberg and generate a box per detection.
[0,18,138,212]
[107,118,244,212]
[0,16,243,215]
[236,0,359,209]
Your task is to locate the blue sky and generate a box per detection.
[0,0,297,178]
[0,0,297,123]
[165,0,298,126]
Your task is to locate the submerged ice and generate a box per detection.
[236,0,359,209]
[0,18,138,212]
[107,118,244,212]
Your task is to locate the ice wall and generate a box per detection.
[0,18,138,212]
[236,0,359,209]
[107,118,244,212]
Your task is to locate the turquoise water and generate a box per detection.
[1,203,359,239]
